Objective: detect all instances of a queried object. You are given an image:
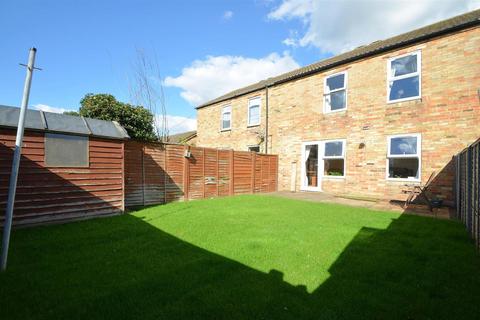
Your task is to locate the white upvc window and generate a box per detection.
[387,133,421,181]
[221,105,231,131]
[387,51,421,103]
[247,97,261,126]
[324,71,347,113]
[323,139,346,178]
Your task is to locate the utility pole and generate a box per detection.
[1,48,39,271]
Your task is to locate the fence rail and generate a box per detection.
[455,138,480,249]
[124,141,278,207]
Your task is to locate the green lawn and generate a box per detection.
[1,195,480,319]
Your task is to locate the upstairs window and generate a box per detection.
[248,97,261,126]
[323,140,345,177]
[221,105,231,131]
[387,134,421,180]
[324,72,347,113]
[388,51,421,103]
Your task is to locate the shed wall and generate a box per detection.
[0,128,124,225]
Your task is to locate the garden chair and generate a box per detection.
[403,171,436,211]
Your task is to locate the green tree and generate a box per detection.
[63,111,80,116]
[78,93,157,141]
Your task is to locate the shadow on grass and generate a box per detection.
[1,213,479,320]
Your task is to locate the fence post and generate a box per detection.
[183,145,189,201]
[216,149,219,197]
[229,150,234,196]
[251,152,256,194]
[467,147,473,235]
[268,155,272,192]
[202,148,206,199]
[142,144,145,206]
[453,155,460,218]
[164,145,168,204]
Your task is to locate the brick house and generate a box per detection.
[196,10,480,204]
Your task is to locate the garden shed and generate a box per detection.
[0,105,129,225]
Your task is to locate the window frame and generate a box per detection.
[387,50,422,104]
[247,96,261,127]
[220,105,232,131]
[386,133,422,182]
[323,71,348,114]
[322,139,346,179]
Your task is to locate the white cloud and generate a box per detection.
[164,52,300,106]
[223,10,234,20]
[33,104,68,114]
[156,114,197,135]
[268,0,480,54]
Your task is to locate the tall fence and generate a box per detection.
[455,138,480,249]
[124,141,278,207]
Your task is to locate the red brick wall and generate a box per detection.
[197,27,480,204]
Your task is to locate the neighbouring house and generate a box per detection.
[196,9,480,205]
[166,130,197,145]
[0,105,129,225]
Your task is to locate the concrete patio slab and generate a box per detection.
[271,191,453,219]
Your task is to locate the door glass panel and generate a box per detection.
[305,144,318,187]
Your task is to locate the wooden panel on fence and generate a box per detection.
[188,147,204,200]
[218,150,231,197]
[204,148,218,198]
[233,151,253,195]
[455,138,480,250]
[124,141,144,207]
[124,141,278,207]
[143,143,166,205]
[165,145,185,202]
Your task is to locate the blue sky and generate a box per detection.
[1,0,478,133]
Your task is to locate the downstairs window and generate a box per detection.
[387,134,421,180]
[323,140,345,177]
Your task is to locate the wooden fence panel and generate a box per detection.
[124,141,278,207]
[233,151,253,195]
[218,150,231,197]
[143,143,166,205]
[165,145,184,202]
[455,138,480,250]
[204,148,218,198]
[188,147,204,200]
[124,142,144,207]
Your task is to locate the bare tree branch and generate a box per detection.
[129,48,169,141]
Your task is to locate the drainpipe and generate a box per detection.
[265,85,269,154]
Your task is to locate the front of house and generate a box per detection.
[196,10,480,204]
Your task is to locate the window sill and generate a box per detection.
[247,124,260,128]
[386,178,420,183]
[323,176,345,180]
[324,108,347,115]
[220,129,231,132]
[387,96,421,104]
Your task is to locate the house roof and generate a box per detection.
[197,9,480,109]
[0,105,130,140]
[166,130,197,144]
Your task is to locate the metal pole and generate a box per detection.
[1,47,37,271]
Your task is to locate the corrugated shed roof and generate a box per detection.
[0,105,130,140]
[197,9,480,109]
